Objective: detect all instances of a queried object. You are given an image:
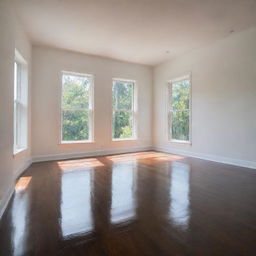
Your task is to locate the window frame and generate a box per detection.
[112,78,137,141]
[13,49,28,155]
[60,71,94,144]
[167,74,192,144]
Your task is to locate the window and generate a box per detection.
[168,75,191,142]
[14,50,28,154]
[61,72,93,143]
[112,79,136,140]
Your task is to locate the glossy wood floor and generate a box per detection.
[0,151,256,256]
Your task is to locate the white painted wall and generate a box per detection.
[153,28,256,167]
[31,46,152,161]
[0,0,32,217]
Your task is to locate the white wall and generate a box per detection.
[153,28,256,167]
[32,46,152,161]
[0,0,32,217]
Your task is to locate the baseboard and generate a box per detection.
[154,146,256,169]
[0,158,32,220]
[32,146,153,163]
[16,158,33,177]
[0,185,14,219]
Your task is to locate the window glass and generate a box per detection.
[169,77,191,142]
[171,80,190,111]
[112,80,135,140]
[61,73,93,142]
[112,81,133,110]
[62,74,90,109]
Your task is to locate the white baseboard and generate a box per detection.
[154,146,256,169]
[0,185,14,219]
[16,158,33,177]
[32,146,153,163]
[0,158,32,220]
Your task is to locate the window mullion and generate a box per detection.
[114,109,133,113]
[171,109,190,112]
[62,107,88,111]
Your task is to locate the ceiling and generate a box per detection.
[14,0,256,66]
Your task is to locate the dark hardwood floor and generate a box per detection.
[0,151,256,256]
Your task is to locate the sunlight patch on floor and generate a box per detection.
[106,151,185,162]
[57,158,105,171]
[15,177,32,192]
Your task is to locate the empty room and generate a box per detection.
[0,0,256,255]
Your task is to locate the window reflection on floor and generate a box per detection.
[12,180,30,256]
[111,164,137,224]
[170,162,190,230]
[61,168,93,238]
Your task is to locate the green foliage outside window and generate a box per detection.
[62,110,89,141]
[112,81,134,139]
[62,74,91,141]
[170,79,190,141]
[61,76,135,141]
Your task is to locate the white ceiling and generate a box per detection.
[14,0,256,66]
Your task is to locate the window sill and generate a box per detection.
[60,140,95,145]
[169,139,192,145]
[112,138,137,142]
[13,147,27,156]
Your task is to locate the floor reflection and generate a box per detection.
[61,168,93,238]
[111,164,137,224]
[170,162,190,230]
[12,177,31,256]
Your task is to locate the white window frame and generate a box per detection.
[167,74,192,144]
[13,49,28,155]
[60,71,94,144]
[112,78,137,141]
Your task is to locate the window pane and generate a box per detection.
[171,79,190,111]
[113,81,133,110]
[14,62,18,100]
[62,110,89,141]
[62,74,90,109]
[113,111,133,139]
[171,110,189,141]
